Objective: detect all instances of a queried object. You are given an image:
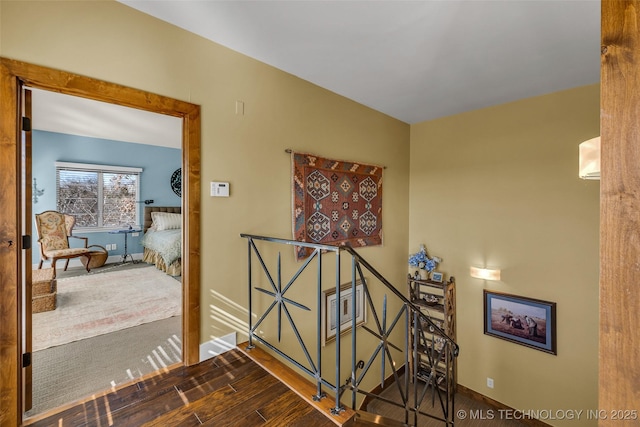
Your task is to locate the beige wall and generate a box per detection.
[410,84,600,426]
[0,0,410,348]
[2,0,601,423]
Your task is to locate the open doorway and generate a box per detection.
[25,88,185,416]
[0,57,201,424]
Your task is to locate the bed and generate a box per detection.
[141,206,182,276]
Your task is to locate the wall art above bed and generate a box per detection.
[291,151,383,260]
[170,168,182,197]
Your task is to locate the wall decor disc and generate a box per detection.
[171,168,182,197]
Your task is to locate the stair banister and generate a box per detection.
[342,245,459,356]
[241,233,459,426]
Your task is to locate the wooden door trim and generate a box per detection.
[0,57,201,426]
[600,1,640,418]
[0,58,22,427]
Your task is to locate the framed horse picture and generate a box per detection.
[484,290,557,355]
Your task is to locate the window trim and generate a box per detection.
[55,161,143,174]
[55,161,143,231]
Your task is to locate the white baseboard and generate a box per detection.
[200,332,237,362]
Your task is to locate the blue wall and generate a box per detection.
[32,130,181,263]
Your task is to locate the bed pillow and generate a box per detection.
[151,212,182,231]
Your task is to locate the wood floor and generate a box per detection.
[24,348,338,427]
[24,344,528,427]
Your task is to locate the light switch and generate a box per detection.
[211,182,230,197]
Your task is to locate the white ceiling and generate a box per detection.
[120,0,601,124]
[33,1,601,146]
[31,88,182,149]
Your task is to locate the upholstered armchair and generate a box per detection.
[35,211,92,277]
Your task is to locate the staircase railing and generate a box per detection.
[241,234,459,426]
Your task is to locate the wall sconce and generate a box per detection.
[470,266,501,281]
[32,178,45,204]
[579,136,600,180]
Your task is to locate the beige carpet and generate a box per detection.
[33,266,181,351]
[26,315,182,418]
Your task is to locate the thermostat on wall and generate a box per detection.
[210,182,230,197]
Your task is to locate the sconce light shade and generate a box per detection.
[579,136,600,180]
[470,266,501,281]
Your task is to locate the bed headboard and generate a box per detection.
[143,206,181,232]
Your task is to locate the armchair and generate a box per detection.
[35,211,92,277]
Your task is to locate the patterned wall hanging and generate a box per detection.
[291,151,383,260]
[170,168,182,197]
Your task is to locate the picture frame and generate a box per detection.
[323,279,366,345]
[483,290,557,355]
[431,271,444,283]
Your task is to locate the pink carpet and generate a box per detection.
[32,266,181,351]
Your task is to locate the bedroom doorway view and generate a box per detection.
[24,87,184,418]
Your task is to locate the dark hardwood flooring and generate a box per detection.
[24,348,337,427]
[24,344,526,427]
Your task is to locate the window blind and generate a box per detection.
[56,162,142,230]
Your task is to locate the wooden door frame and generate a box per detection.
[600,1,640,420]
[0,57,201,426]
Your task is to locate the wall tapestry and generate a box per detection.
[292,151,383,260]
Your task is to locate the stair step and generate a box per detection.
[351,410,409,427]
[237,341,357,426]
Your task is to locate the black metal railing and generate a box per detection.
[241,234,459,426]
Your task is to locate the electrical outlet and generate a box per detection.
[487,377,494,389]
[106,244,112,251]
[112,243,117,250]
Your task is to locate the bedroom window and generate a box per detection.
[56,162,143,230]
